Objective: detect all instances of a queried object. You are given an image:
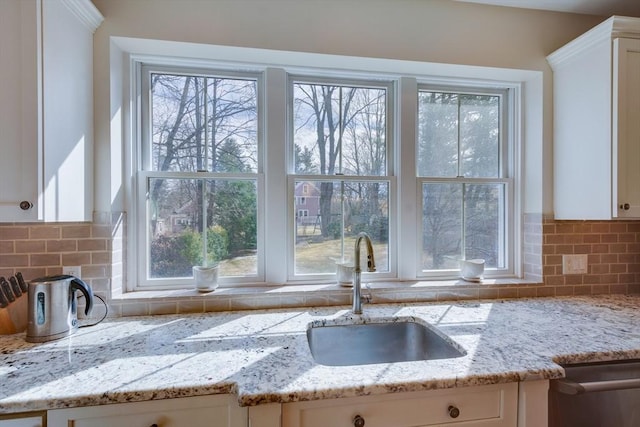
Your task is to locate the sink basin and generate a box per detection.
[307,319,465,366]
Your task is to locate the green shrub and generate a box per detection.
[206,225,229,265]
[149,234,196,278]
[150,226,230,277]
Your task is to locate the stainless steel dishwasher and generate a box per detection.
[549,359,640,427]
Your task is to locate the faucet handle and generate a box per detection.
[362,284,372,304]
[366,254,376,272]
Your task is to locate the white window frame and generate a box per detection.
[133,61,265,289]
[123,46,525,291]
[415,85,516,279]
[286,75,397,282]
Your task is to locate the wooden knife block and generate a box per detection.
[0,293,28,334]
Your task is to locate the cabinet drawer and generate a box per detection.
[0,412,45,427]
[283,383,517,427]
[47,394,246,427]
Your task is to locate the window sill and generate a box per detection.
[108,279,546,317]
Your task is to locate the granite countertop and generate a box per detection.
[1,295,640,413]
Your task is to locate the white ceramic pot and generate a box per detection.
[336,262,354,285]
[459,259,485,281]
[193,265,219,292]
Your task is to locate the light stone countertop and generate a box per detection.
[1,295,640,413]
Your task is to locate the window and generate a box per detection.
[417,87,512,277]
[137,66,261,287]
[129,53,520,290]
[289,78,393,280]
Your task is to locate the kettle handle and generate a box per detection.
[70,277,93,316]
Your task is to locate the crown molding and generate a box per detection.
[611,15,640,38]
[60,0,104,33]
[547,16,640,69]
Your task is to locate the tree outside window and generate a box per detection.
[291,81,390,276]
[418,90,509,273]
[144,70,259,281]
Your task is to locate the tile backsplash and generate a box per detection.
[1,212,639,317]
[542,218,640,294]
[0,212,124,303]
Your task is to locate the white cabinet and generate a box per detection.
[548,16,640,219]
[47,394,247,427]
[2,381,549,427]
[283,383,518,427]
[0,0,102,222]
[613,37,640,218]
[0,412,44,427]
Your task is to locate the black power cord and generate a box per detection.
[77,293,109,328]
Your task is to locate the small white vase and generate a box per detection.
[193,265,219,292]
[336,261,354,286]
[459,259,485,281]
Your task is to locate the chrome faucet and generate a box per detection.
[352,232,376,314]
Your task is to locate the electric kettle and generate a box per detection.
[26,275,93,343]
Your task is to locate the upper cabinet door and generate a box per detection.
[614,38,640,218]
[0,0,103,223]
[0,0,40,221]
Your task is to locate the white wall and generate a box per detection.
[91,0,605,215]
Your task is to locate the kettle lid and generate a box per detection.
[30,274,75,284]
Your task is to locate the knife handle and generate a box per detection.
[0,278,15,303]
[16,272,28,293]
[9,276,21,297]
[0,286,8,308]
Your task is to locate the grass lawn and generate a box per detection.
[219,237,388,276]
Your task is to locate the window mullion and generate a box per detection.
[398,77,418,279]
[457,95,462,178]
[264,67,288,284]
[461,183,466,260]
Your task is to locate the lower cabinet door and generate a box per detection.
[0,413,45,427]
[283,383,518,427]
[47,395,247,427]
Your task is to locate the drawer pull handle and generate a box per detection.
[448,405,460,418]
[552,377,640,395]
[353,414,365,427]
[19,201,33,210]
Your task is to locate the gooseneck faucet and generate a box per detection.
[353,232,376,314]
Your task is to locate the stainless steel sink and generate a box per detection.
[307,319,465,366]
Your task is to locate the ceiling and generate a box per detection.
[454,0,640,17]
